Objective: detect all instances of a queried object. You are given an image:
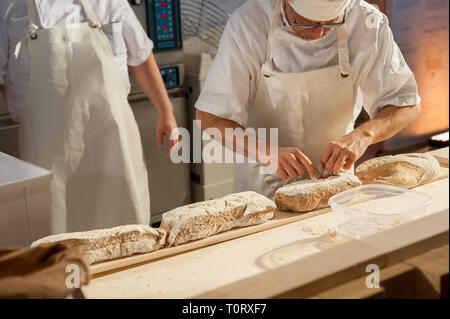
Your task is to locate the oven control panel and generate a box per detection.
[146,0,182,52]
[160,66,180,89]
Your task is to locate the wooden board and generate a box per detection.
[90,165,449,277]
[429,147,449,167]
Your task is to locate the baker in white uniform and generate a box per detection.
[196,0,422,199]
[0,0,179,233]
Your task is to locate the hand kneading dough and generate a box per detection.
[160,191,276,247]
[355,153,441,188]
[275,173,362,212]
[31,225,167,264]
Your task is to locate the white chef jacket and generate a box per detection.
[0,0,153,122]
[195,0,421,128]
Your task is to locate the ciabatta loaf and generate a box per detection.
[275,173,362,212]
[31,225,166,264]
[160,191,276,247]
[355,153,440,188]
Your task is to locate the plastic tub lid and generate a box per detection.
[329,184,432,217]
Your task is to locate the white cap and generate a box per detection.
[289,0,349,21]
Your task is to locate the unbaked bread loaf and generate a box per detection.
[160,191,276,247]
[31,225,166,264]
[275,173,362,212]
[355,153,440,188]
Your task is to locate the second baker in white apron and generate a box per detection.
[195,0,421,200]
[5,0,180,234]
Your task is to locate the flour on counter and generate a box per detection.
[301,224,330,236]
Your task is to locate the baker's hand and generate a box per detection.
[264,147,315,180]
[156,111,179,157]
[321,131,373,175]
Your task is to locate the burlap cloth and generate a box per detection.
[0,243,90,298]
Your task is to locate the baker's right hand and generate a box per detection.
[263,147,315,180]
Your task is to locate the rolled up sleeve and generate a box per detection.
[360,21,421,119]
[121,1,154,66]
[195,17,259,128]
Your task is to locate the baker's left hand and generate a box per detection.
[321,131,373,175]
[157,111,179,157]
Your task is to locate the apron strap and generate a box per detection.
[265,0,283,68]
[26,0,101,40]
[265,0,351,77]
[79,0,101,28]
[337,24,351,77]
[26,0,39,39]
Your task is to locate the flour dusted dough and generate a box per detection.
[160,191,276,247]
[355,153,440,188]
[275,173,362,212]
[31,225,167,264]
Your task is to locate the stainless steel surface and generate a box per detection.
[130,93,191,224]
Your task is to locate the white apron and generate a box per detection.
[20,0,150,234]
[233,0,355,200]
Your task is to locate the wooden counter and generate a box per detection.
[82,150,449,299]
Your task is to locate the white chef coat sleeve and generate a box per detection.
[359,20,421,119]
[0,10,7,86]
[121,1,154,67]
[195,17,259,128]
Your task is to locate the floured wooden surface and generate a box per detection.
[82,177,449,299]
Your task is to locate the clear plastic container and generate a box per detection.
[329,185,432,239]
